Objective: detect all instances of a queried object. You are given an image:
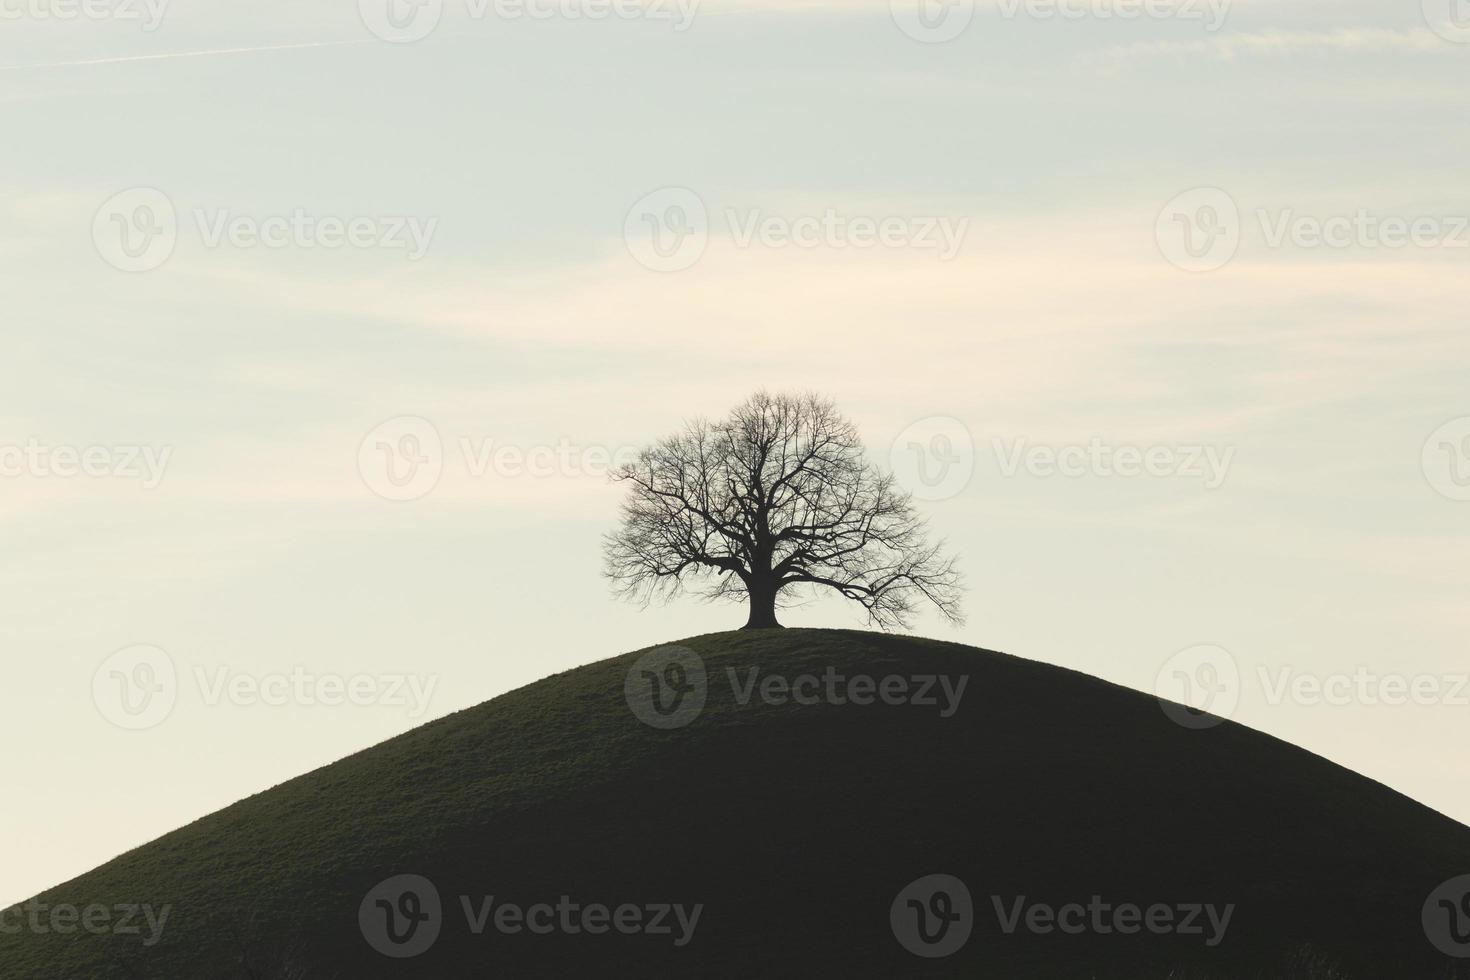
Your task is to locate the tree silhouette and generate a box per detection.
[605,392,963,630]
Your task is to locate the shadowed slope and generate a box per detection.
[4,629,1469,978]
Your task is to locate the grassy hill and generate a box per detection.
[5,629,1470,978]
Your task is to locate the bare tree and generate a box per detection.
[605,391,963,630]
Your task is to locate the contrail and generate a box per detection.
[0,38,377,72]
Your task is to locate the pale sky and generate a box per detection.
[3,0,1469,907]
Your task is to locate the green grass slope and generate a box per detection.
[5,629,1470,978]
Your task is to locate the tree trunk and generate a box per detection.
[742,578,783,630]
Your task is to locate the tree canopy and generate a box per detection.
[604,392,963,630]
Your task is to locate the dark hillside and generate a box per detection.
[5,629,1468,978]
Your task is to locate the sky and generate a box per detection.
[2,0,1469,907]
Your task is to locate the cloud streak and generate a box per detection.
[0,38,376,73]
[1092,27,1459,66]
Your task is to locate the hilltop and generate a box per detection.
[4,629,1469,978]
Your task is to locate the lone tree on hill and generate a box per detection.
[604,391,963,630]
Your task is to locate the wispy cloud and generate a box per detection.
[0,38,376,73]
[1092,27,1457,66]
